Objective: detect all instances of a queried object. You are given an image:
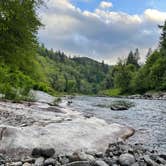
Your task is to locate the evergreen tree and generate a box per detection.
[146,48,152,58]
[159,21,166,50]
[126,49,139,67]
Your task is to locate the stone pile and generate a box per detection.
[1,142,166,166]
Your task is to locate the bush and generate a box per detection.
[0,65,34,101]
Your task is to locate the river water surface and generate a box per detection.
[66,96,166,153]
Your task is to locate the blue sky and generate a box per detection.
[70,0,166,14]
[39,0,166,64]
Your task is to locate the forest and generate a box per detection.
[0,0,166,100]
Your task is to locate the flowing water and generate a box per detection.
[66,96,166,153]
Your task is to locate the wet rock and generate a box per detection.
[94,160,109,166]
[110,100,135,111]
[119,153,135,166]
[34,157,44,166]
[65,161,90,166]
[44,158,56,166]
[32,148,55,158]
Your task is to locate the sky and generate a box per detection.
[38,0,166,64]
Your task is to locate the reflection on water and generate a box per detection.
[67,96,166,153]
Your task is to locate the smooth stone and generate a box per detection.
[35,157,44,166]
[119,153,135,166]
[78,152,95,162]
[65,161,90,166]
[23,162,32,166]
[44,158,56,166]
[22,158,35,163]
[68,152,95,163]
[131,163,139,166]
[94,160,109,166]
[95,152,104,158]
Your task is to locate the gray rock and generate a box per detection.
[131,163,139,166]
[32,148,55,158]
[23,163,32,166]
[65,161,90,166]
[35,157,44,166]
[159,154,166,160]
[44,158,56,166]
[119,153,135,166]
[78,152,95,162]
[143,155,159,166]
[22,158,35,163]
[95,152,104,158]
[94,160,109,166]
[68,152,95,162]
[59,156,70,165]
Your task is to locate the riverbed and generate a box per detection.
[64,96,166,153]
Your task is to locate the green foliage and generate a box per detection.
[102,21,166,95]
[0,65,34,101]
[159,21,166,50]
[126,49,140,68]
[99,88,121,97]
[0,0,42,67]
[37,45,109,95]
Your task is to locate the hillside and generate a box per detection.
[37,45,110,94]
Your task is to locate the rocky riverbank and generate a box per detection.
[1,142,166,166]
[121,92,166,100]
[0,91,134,161]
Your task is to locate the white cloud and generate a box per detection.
[99,1,113,9]
[144,9,166,24]
[38,0,166,64]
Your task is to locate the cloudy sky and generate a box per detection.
[38,0,166,64]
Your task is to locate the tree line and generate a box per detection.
[0,0,166,100]
[101,21,166,96]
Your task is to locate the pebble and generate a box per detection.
[65,161,90,166]
[44,158,56,166]
[94,160,109,166]
[119,153,135,166]
[22,162,32,166]
[9,161,23,166]
[2,143,166,166]
[34,157,44,166]
[32,148,55,158]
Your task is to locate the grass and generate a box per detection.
[99,88,121,97]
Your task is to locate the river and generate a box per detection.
[66,96,166,153]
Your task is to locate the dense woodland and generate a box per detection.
[0,0,166,100]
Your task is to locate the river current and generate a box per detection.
[66,96,166,153]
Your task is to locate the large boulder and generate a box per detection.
[110,100,135,111]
